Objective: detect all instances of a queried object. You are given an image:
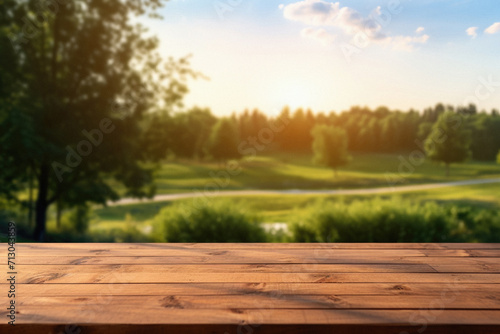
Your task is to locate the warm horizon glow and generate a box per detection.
[276,80,315,111]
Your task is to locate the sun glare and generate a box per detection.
[278,81,313,110]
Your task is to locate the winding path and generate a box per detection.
[108,178,500,207]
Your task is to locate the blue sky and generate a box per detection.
[145,0,500,115]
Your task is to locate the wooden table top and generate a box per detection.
[1,243,500,333]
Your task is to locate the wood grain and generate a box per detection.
[0,243,498,334]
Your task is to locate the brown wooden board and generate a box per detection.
[1,243,499,334]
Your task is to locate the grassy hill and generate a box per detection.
[104,151,500,195]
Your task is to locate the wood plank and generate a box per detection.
[12,244,495,257]
[14,255,500,266]
[11,283,500,297]
[11,247,440,257]
[16,255,438,264]
[11,263,440,273]
[468,250,500,257]
[8,294,500,309]
[10,246,498,260]
[6,307,500,325]
[11,261,500,272]
[22,248,491,257]
[15,271,500,284]
[12,242,500,249]
[3,324,500,334]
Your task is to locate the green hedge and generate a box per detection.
[153,199,267,242]
[289,197,500,243]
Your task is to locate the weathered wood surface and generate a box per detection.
[1,243,499,333]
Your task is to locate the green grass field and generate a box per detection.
[106,151,500,195]
[85,152,500,237]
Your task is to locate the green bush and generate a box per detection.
[0,200,32,241]
[62,204,91,234]
[455,207,500,243]
[288,197,496,243]
[154,200,267,242]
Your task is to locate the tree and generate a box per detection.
[422,103,445,122]
[417,122,434,142]
[208,118,241,162]
[380,113,400,152]
[425,111,471,176]
[276,106,292,150]
[0,0,195,241]
[469,114,500,161]
[168,107,216,159]
[497,150,500,164]
[311,125,350,176]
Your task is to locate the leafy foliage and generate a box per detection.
[289,197,500,243]
[311,124,350,174]
[208,118,241,162]
[154,200,267,242]
[66,205,91,234]
[425,111,471,175]
[170,107,217,159]
[470,115,500,161]
[0,0,197,240]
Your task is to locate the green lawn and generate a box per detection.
[41,151,500,237]
[109,151,500,195]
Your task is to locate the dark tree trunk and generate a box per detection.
[33,164,50,242]
[28,167,34,228]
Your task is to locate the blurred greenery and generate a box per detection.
[0,0,199,241]
[425,111,471,176]
[3,185,500,242]
[152,200,267,242]
[311,124,350,175]
[117,151,500,196]
[2,150,500,242]
[1,0,500,244]
[289,197,500,242]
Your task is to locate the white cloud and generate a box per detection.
[416,27,425,33]
[466,27,478,39]
[283,0,428,51]
[389,34,429,51]
[283,1,384,39]
[336,6,387,40]
[279,4,284,10]
[485,22,500,34]
[301,27,336,45]
[283,0,340,26]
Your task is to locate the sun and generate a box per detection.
[278,80,313,110]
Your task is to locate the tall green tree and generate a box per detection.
[469,114,500,161]
[208,118,241,162]
[169,107,217,159]
[311,125,350,177]
[0,0,195,240]
[425,111,471,176]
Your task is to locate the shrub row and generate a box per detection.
[153,198,500,243]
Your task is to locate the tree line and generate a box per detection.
[149,103,500,163]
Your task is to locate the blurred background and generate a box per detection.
[1,0,500,243]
